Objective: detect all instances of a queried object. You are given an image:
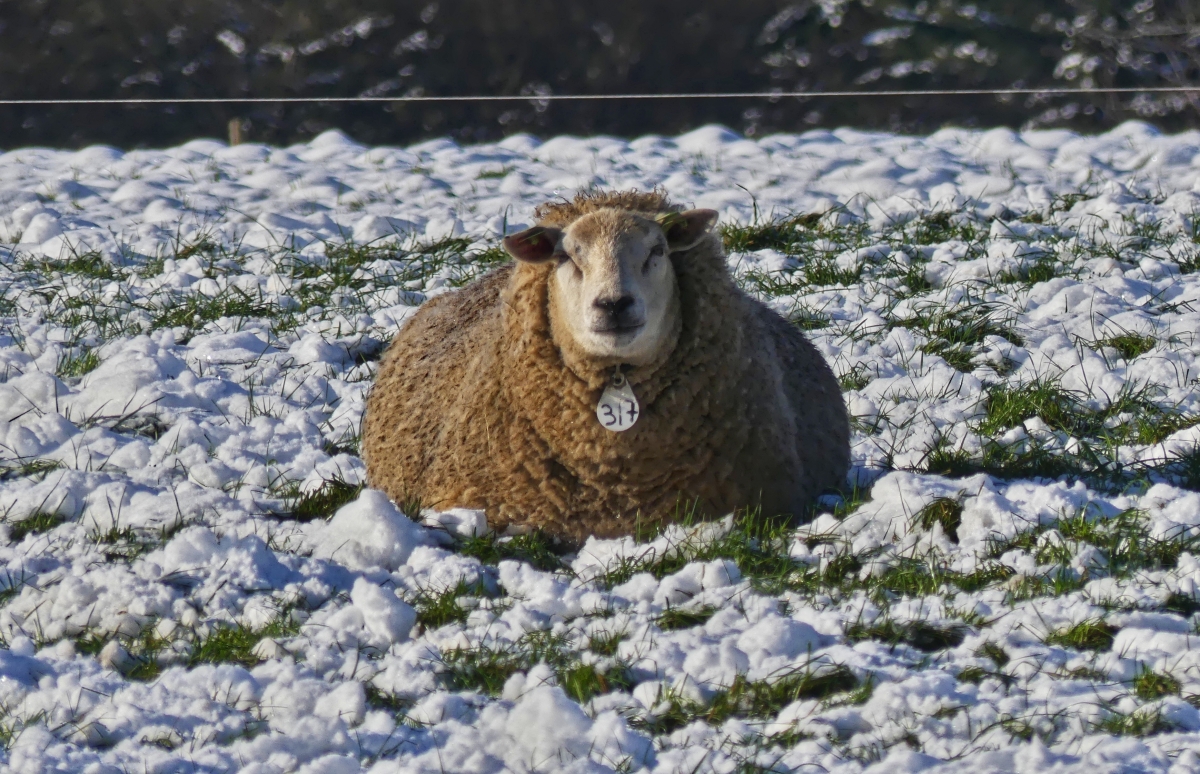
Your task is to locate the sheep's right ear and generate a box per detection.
[502,226,563,263]
[658,209,719,252]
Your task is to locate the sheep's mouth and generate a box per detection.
[593,322,644,336]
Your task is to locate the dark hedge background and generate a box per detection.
[1,0,1198,148]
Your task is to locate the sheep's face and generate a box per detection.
[504,207,718,365]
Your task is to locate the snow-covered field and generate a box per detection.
[3,122,1200,773]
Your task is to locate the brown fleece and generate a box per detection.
[362,190,850,544]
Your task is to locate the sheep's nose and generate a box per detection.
[594,295,635,317]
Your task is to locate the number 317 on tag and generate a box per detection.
[596,384,640,432]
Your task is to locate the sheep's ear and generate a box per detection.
[502,226,563,263]
[657,209,719,252]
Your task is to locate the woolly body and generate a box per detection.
[363,192,849,544]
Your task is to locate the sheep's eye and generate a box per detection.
[557,251,583,276]
[644,244,664,273]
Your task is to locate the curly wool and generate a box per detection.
[533,189,679,227]
[363,191,850,544]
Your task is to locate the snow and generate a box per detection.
[309,490,429,571]
[1,122,1200,772]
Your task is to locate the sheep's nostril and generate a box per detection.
[595,296,635,316]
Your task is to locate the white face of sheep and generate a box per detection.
[503,208,718,365]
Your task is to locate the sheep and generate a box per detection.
[362,190,850,545]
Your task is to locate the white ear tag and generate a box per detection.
[597,371,640,432]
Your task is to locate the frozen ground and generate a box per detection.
[2,122,1200,773]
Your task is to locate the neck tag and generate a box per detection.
[597,370,639,432]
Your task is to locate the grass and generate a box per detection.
[1132,668,1180,701]
[409,578,494,630]
[438,629,635,703]
[6,511,66,542]
[89,522,155,562]
[846,618,968,652]
[915,377,1200,488]
[455,530,568,573]
[56,345,100,379]
[630,665,859,735]
[1094,707,1175,737]
[23,249,124,281]
[75,624,172,682]
[0,706,46,752]
[997,253,1064,285]
[720,211,824,254]
[892,302,1023,362]
[575,504,1036,604]
[191,621,276,666]
[364,683,416,719]
[74,606,303,681]
[573,510,1015,606]
[803,294,1024,374]
[588,505,823,592]
[150,286,280,339]
[977,378,1088,437]
[957,665,1007,685]
[476,166,512,180]
[278,476,363,522]
[0,570,33,607]
[13,232,511,355]
[586,629,627,656]
[983,508,1199,587]
[1163,592,1200,617]
[558,662,637,704]
[438,631,565,696]
[655,604,718,631]
[973,378,1194,447]
[724,209,869,297]
[1044,619,1118,651]
[1089,332,1157,361]
[838,362,874,391]
[914,497,962,541]
[977,641,1010,666]
[0,459,63,483]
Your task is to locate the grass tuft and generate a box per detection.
[846,618,968,652]
[455,530,568,573]
[1092,332,1157,361]
[188,607,301,667]
[56,345,100,379]
[1163,592,1200,617]
[977,641,1011,666]
[364,684,416,720]
[89,523,154,562]
[439,629,634,702]
[558,662,637,704]
[409,579,492,630]
[1044,619,1117,651]
[281,477,363,522]
[631,665,858,735]
[586,630,627,656]
[1132,668,1180,701]
[7,511,67,542]
[0,459,63,483]
[1095,707,1174,737]
[655,605,718,631]
[978,378,1084,437]
[914,497,962,542]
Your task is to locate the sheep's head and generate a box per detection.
[503,207,718,366]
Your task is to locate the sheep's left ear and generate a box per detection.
[657,209,719,252]
[502,225,563,263]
